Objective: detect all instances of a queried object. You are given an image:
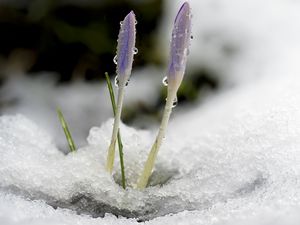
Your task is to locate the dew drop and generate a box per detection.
[113,55,118,64]
[190,35,194,40]
[114,76,130,87]
[120,21,123,25]
[165,96,178,108]
[172,97,178,108]
[183,48,188,55]
[114,76,119,87]
[133,47,138,55]
[134,20,138,25]
[183,48,188,56]
[162,76,168,86]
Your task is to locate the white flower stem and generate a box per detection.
[106,85,125,173]
[137,89,177,189]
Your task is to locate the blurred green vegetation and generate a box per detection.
[0,0,219,126]
[0,0,164,81]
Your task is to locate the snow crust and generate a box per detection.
[1,0,300,224]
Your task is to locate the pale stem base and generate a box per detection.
[136,89,177,189]
[106,86,125,173]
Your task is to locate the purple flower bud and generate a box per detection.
[116,11,137,86]
[167,2,192,91]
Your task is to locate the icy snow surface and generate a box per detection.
[1,0,300,224]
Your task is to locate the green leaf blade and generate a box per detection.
[105,72,126,189]
[57,108,77,153]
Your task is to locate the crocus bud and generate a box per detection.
[106,11,136,174]
[116,11,137,87]
[167,2,191,92]
[136,3,192,189]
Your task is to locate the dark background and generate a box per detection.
[0,0,217,126]
[0,0,165,81]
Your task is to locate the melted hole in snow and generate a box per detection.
[1,171,267,222]
[113,164,179,188]
[53,173,266,222]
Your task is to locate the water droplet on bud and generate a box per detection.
[133,47,138,54]
[165,96,178,108]
[120,21,123,25]
[172,97,178,108]
[113,55,118,64]
[162,76,168,86]
[183,48,188,56]
[190,35,194,39]
[115,76,130,87]
[114,76,119,87]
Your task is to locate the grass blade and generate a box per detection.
[105,72,126,189]
[57,108,77,152]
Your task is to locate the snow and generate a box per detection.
[0,67,161,150]
[1,0,300,224]
[1,72,300,224]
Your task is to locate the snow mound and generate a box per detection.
[0,112,268,222]
[1,66,300,224]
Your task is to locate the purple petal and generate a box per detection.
[116,11,136,83]
[167,2,192,88]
